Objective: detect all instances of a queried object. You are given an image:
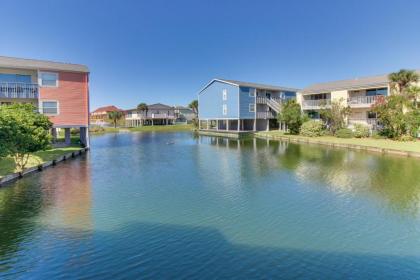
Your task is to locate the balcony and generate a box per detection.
[256,96,284,104]
[348,118,379,127]
[0,82,39,99]
[302,99,331,109]
[348,95,380,108]
[256,111,276,119]
[127,113,176,120]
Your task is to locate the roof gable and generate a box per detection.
[92,105,122,113]
[198,78,299,94]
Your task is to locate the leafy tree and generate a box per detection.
[320,98,351,134]
[137,103,148,116]
[0,104,52,172]
[372,70,420,139]
[277,100,304,134]
[107,110,124,128]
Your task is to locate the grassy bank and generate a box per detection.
[92,124,194,134]
[0,146,82,178]
[256,131,420,154]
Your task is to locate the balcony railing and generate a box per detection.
[151,113,175,119]
[256,96,284,104]
[302,99,331,109]
[0,82,39,99]
[348,118,378,126]
[256,111,276,119]
[127,113,176,119]
[348,95,379,107]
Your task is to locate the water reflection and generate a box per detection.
[0,155,92,271]
[203,136,420,215]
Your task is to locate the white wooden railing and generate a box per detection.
[302,99,331,108]
[348,118,378,126]
[0,82,39,99]
[256,111,276,119]
[126,113,176,119]
[348,95,379,106]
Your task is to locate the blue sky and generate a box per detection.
[1,0,420,110]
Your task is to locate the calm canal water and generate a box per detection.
[1,132,420,279]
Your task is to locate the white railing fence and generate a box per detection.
[348,95,378,105]
[302,99,331,108]
[0,82,39,99]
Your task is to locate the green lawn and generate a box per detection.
[256,131,420,153]
[0,146,82,178]
[92,124,195,134]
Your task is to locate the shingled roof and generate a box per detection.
[300,70,420,94]
[125,103,174,112]
[0,56,89,73]
[199,78,299,93]
[92,105,122,113]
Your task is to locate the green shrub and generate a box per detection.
[70,128,80,135]
[353,124,369,138]
[300,120,324,137]
[89,126,105,134]
[321,130,334,136]
[371,131,386,139]
[399,135,415,142]
[336,128,353,138]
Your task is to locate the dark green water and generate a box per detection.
[1,132,420,279]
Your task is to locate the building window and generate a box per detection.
[367,88,388,96]
[249,89,255,97]
[249,103,255,112]
[367,111,377,119]
[222,89,227,100]
[309,93,328,100]
[39,72,58,87]
[222,104,227,115]
[41,101,58,115]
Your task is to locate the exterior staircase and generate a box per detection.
[266,98,282,113]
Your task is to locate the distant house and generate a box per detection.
[174,106,195,123]
[90,105,122,126]
[198,79,298,131]
[125,103,176,127]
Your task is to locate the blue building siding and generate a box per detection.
[199,81,239,119]
[239,87,255,119]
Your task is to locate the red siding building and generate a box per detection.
[0,56,90,147]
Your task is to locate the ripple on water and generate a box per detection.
[1,133,420,278]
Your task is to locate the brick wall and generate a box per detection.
[39,71,89,127]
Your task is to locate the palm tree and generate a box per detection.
[137,103,148,126]
[189,100,199,129]
[188,100,198,115]
[388,69,419,95]
[107,110,123,128]
[137,103,148,116]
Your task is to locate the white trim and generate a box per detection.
[198,79,239,95]
[40,100,59,116]
[222,89,227,100]
[222,104,227,115]
[39,71,59,88]
[254,88,257,121]
[238,86,240,119]
[249,103,255,112]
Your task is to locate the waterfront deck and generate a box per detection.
[198,129,254,139]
